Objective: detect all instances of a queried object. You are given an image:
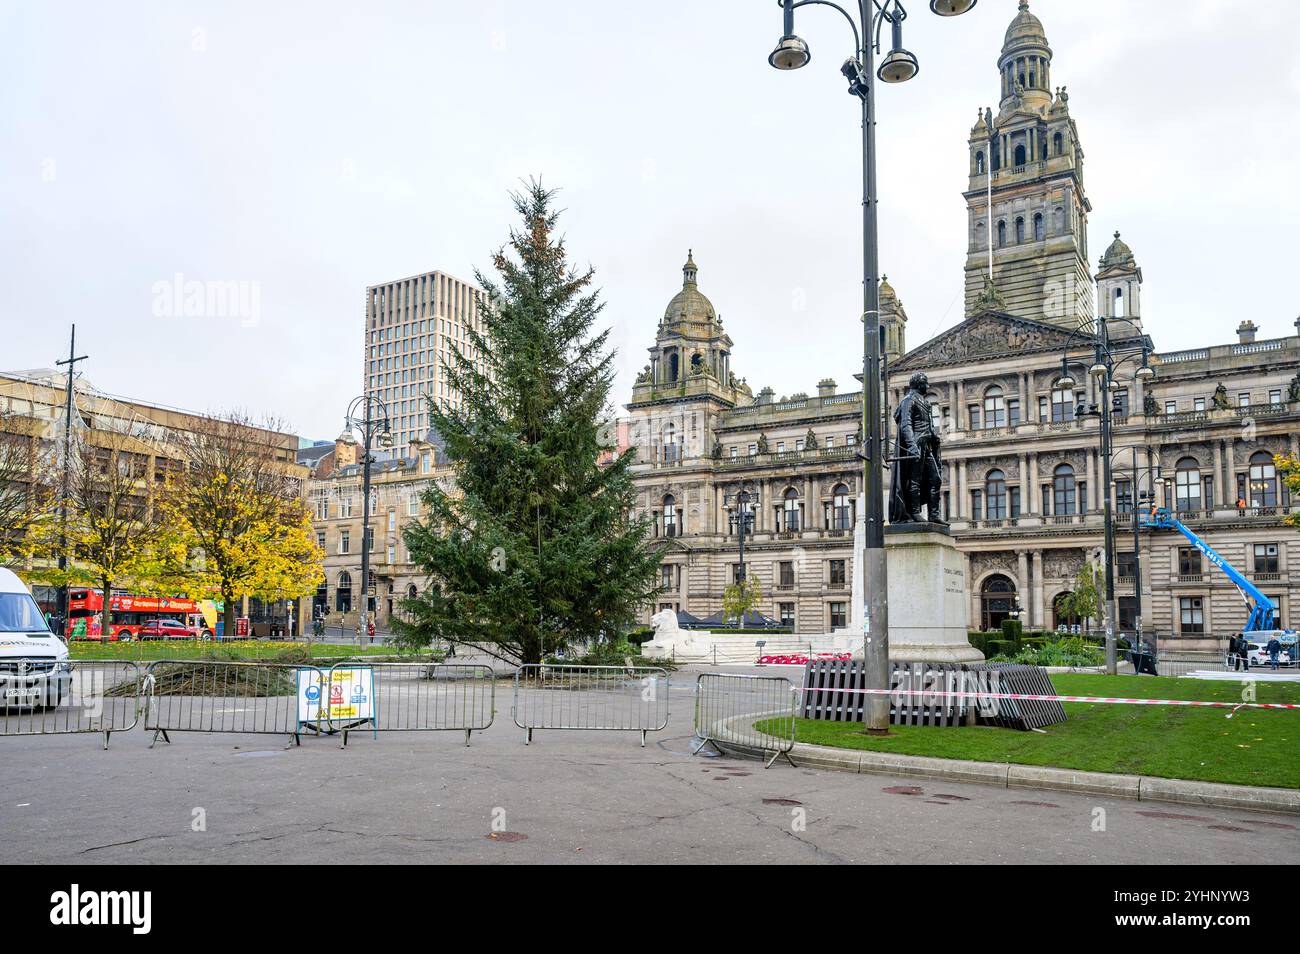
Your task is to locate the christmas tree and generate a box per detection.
[396,181,662,664]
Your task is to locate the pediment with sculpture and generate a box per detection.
[893,311,1076,372]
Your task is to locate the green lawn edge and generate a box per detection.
[756,673,1300,790]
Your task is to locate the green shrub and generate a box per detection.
[1000,618,1024,648]
[985,639,1013,659]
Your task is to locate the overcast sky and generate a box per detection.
[3,0,1298,441]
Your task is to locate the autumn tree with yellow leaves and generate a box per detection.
[157,412,323,638]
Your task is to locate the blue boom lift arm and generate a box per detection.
[1139,508,1278,632]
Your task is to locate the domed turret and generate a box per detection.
[1099,230,1136,270]
[998,1,1052,111]
[662,249,718,324]
[1096,232,1143,325]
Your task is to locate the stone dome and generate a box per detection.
[662,250,717,322]
[1001,1,1050,59]
[1100,231,1136,269]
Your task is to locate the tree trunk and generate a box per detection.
[222,585,237,641]
[101,575,113,638]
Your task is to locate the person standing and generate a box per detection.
[1267,633,1282,671]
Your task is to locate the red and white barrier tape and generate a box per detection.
[795,684,1299,711]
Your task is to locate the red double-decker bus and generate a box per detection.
[66,590,215,641]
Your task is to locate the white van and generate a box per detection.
[0,568,72,708]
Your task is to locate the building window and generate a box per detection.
[1015,216,1025,243]
[997,220,1006,247]
[778,561,795,588]
[1033,212,1044,241]
[662,495,678,537]
[1051,386,1074,422]
[980,574,1016,631]
[970,489,983,520]
[829,559,846,586]
[968,405,981,430]
[1116,478,1132,514]
[783,488,801,532]
[1179,597,1205,635]
[1249,451,1278,507]
[748,443,757,456]
[986,469,1007,519]
[829,603,847,630]
[732,563,745,584]
[1053,464,1076,516]
[1238,392,1250,408]
[661,564,675,591]
[1178,547,1202,577]
[339,529,351,554]
[1193,397,1205,412]
[779,603,795,628]
[983,386,1007,428]
[408,493,420,516]
[336,571,353,613]
[1175,457,1202,512]
[1007,398,1021,425]
[1117,551,1136,579]
[1254,543,1279,575]
[1270,389,1282,405]
[1165,400,1177,415]
[831,483,852,530]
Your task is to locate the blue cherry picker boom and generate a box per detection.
[1140,507,1295,663]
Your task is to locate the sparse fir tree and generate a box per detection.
[395,181,662,663]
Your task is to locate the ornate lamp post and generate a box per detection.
[723,482,761,627]
[338,395,392,647]
[1055,315,1154,673]
[767,0,978,732]
[1111,446,1161,652]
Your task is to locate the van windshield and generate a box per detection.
[0,593,50,633]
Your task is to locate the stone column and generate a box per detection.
[1017,550,1029,611]
[1032,550,1045,628]
[1086,450,1097,513]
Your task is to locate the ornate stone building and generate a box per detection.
[627,2,1300,650]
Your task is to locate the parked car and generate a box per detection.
[138,618,208,640]
[0,567,72,709]
[1243,631,1298,667]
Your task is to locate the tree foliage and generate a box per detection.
[155,412,323,636]
[394,181,662,663]
[1279,454,1300,530]
[0,413,55,568]
[722,577,764,626]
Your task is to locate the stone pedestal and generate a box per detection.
[884,525,983,663]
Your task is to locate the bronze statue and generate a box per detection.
[889,371,946,525]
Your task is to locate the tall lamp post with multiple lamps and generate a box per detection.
[723,482,761,628]
[338,395,392,647]
[767,0,978,731]
[1055,316,1154,674]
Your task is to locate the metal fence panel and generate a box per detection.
[694,672,796,768]
[0,659,141,749]
[511,664,669,746]
[325,661,495,747]
[143,660,323,747]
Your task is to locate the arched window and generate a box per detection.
[1051,383,1075,422]
[980,574,1016,631]
[668,351,679,381]
[406,584,418,600]
[1113,286,1125,318]
[1053,464,1077,516]
[1015,217,1025,243]
[975,151,985,175]
[1175,457,1201,512]
[336,571,353,613]
[662,423,678,463]
[831,483,851,531]
[663,494,678,537]
[997,220,1006,247]
[313,580,328,616]
[1053,131,1063,156]
[986,469,1007,519]
[983,386,1006,428]
[1013,143,1026,166]
[1033,212,1044,241]
[783,488,801,533]
[1249,451,1278,507]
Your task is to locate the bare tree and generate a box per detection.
[0,412,56,568]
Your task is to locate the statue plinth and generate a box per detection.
[884,526,983,663]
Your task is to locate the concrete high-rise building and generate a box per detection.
[363,270,486,459]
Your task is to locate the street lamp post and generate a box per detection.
[1112,445,1160,650]
[768,0,978,732]
[1056,315,1154,674]
[724,483,760,627]
[339,395,392,648]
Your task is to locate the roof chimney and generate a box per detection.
[1237,320,1258,344]
[817,378,837,398]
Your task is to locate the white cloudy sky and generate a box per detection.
[3,0,1298,441]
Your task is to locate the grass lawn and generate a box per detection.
[68,640,426,662]
[757,673,1300,790]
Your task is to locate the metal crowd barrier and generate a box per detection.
[694,672,796,768]
[0,659,141,749]
[324,660,495,747]
[511,664,669,746]
[143,659,323,747]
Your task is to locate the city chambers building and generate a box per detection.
[626,2,1300,650]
